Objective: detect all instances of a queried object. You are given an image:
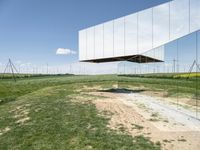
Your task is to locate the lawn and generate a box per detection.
[118,74,200,98]
[0,75,160,150]
[0,74,199,149]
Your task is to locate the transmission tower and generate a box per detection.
[1,59,19,82]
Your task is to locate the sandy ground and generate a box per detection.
[90,90,200,150]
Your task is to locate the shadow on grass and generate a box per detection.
[98,88,146,94]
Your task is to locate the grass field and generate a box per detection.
[0,74,199,149]
[174,72,200,78]
[119,74,200,99]
[0,75,161,150]
[0,73,74,80]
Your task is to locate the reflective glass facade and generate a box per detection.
[79,0,200,62]
[118,30,200,74]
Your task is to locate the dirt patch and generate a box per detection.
[16,117,30,124]
[12,104,31,125]
[0,127,11,136]
[91,91,200,150]
[82,85,103,92]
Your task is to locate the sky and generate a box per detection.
[0,0,169,69]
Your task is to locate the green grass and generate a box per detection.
[0,75,117,105]
[118,74,200,99]
[151,113,159,118]
[174,72,200,78]
[132,124,144,130]
[0,73,199,149]
[0,75,160,150]
[120,72,200,79]
[0,73,74,80]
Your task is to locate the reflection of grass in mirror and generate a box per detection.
[174,73,200,79]
[118,74,200,99]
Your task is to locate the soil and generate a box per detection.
[91,91,200,150]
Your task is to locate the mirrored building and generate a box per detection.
[79,0,200,63]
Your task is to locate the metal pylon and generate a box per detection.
[1,59,19,82]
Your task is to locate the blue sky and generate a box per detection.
[0,0,169,66]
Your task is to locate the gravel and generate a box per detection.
[123,93,200,131]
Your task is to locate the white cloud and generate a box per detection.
[56,48,77,55]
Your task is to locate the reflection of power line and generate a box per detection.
[173,59,176,73]
[1,59,19,82]
[187,60,200,80]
